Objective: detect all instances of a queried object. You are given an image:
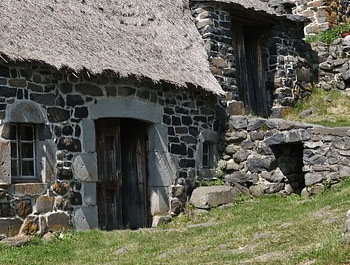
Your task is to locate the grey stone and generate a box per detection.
[247,119,266,131]
[82,119,96,153]
[148,124,168,153]
[0,235,30,247]
[75,83,103,96]
[233,150,250,163]
[263,183,284,194]
[226,160,239,171]
[305,173,324,186]
[228,116,247,130]
[333,139,350,150]
[340,167,350,178]
[247,158,273,173]
[250,131,265,141]
[90,98,163,124]
[285,131,301,143]
[225,144,238,155]
[47,212,71,232]
[0,140,11,184]
[149,187,169,216]
[148,152,177,187]
[304,141,323,149]
[226,131,247,143]
[341,210,350,244]
[249,185,263,197]
[189,186,239,209]
[264,168,285,183]
[299,109,314,118]
[35,195,54,214]
[73,153,98,182]
[73,206,98,231]
[241,140,254,150]
[225,171,253,185]
[5,100,46,124]
[265,133,286,146]
[309,183,325,195]
[258,146,273,155]
[0,218,23,237]
[82,183,97,206]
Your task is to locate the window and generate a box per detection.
[202,141,211,169]
[9,124,37,181]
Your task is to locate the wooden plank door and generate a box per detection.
[120,119,150,229]
[96,119,123,230]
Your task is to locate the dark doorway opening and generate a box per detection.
[95,118,150,230]
[232,21,269,117]
[270,143,305,194]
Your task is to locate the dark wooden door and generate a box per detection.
[95,118,149,230]
[232,22,269,117]
[120,119,150,229]
[96,119,123,230]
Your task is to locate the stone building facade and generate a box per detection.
[0,60,221,236]
[191,1,313,118]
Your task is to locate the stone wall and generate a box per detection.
[0,60,219,236]
[313,37,350,91]
[192,2,312,118]
[217,116,350,197]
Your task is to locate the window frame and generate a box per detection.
[202,141,211,169]
[9,123,38,183]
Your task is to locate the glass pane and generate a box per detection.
[9,125,17,140]
[11,142,17,159]
[21,143,34,158]
[22,161,34,176]
[203,142,209,154]
[20,125,34,141]
[11,160,18,176]
[203,155,209,168]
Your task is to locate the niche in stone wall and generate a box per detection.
[270,143,305,194]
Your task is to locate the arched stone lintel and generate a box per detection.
[5,100,47,124]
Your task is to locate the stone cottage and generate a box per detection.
[0,0,225,236]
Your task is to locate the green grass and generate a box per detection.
[2,182,350,264]
[284,86,350,127]
[306,23,350,44]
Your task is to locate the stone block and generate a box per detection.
[148,124,168,153]
[19,215,39,235]
[15,199,32,218]
[149,187,169,216]
[305,173,324,186]
[148,152,177,187]
[225,172,253,185]
[47,212,71,232]
[0,140,11,184]
[247,119,266,131]
[12,183,47,196]
[0,218,23,237]
[6,101,46,124]
[72,206,98,231]
[247,158,274,173]
[36,196,54,214]
[227,100,245,116]
[82,119,96,153]
[82,182,97,206]
[189,186,239,209]
[73,153,98,182]
[229,116,247,130]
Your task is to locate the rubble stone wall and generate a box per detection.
[217,116,350,197]
[0,60,219,236]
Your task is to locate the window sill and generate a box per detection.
[197,168,216,179]
[11,182,47,196]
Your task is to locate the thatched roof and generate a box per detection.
[192,0,278,16]
[0,0,224,95]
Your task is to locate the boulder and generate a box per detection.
[190,186,239,209]
[341,210,350,244]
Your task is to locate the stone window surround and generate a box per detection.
[0,101,55,186]
[195,129,218,179]
[79,97,179,218]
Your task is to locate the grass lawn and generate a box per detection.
[284,87,350,127]
[2,183,350,265]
